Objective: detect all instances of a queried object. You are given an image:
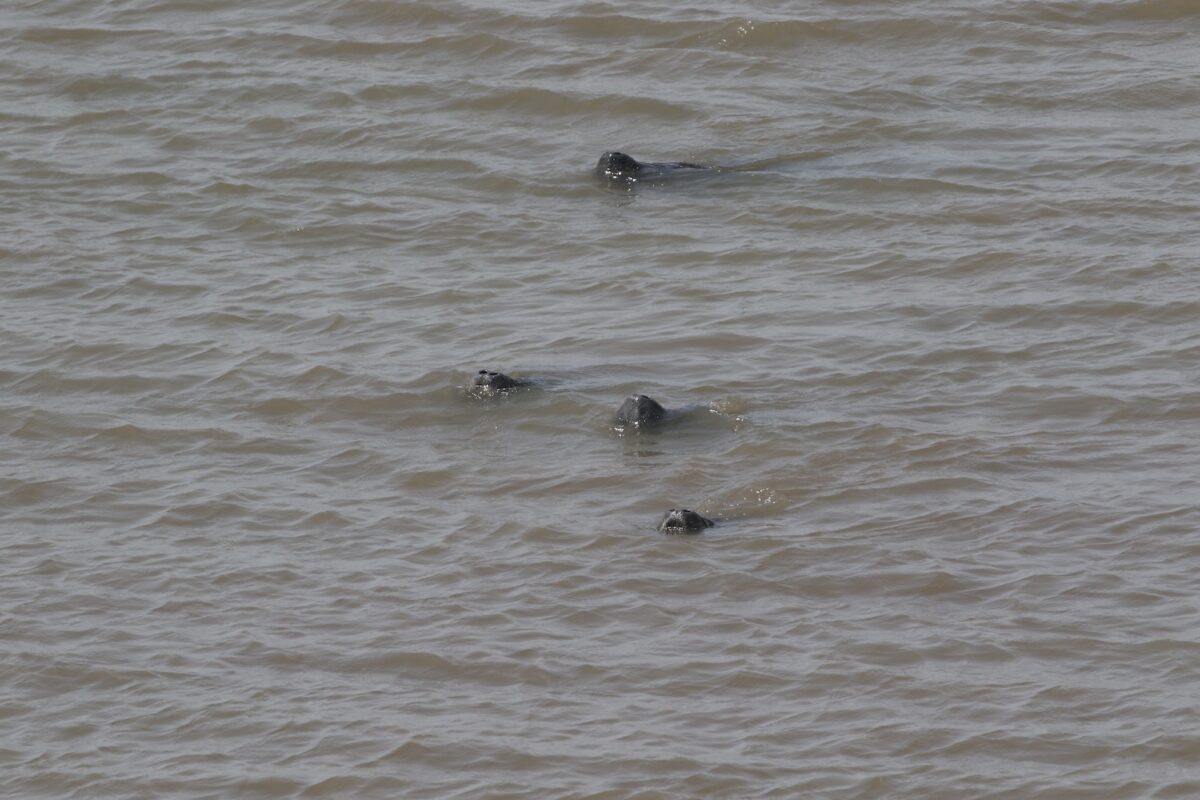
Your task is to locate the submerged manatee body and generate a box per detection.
[596,151,709,183]
[657,508,715,534]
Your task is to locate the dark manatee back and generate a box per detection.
[472,369,526,392]
[615,394,666,427]
[657,508,715,534]
[596,151,707,182]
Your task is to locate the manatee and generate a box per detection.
[471,369,528,393]
[614,394,667,428]
[657,508,715,534]
[596,151,708,183]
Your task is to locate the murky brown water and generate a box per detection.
[3,1,1200,797]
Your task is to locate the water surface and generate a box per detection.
[3,1,1200,797]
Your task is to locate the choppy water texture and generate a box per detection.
[3,0,1200,797]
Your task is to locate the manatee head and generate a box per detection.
[597,151,642,179]
[472,369,522,392]
[657,508,715,534]
[615,394,666,427]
